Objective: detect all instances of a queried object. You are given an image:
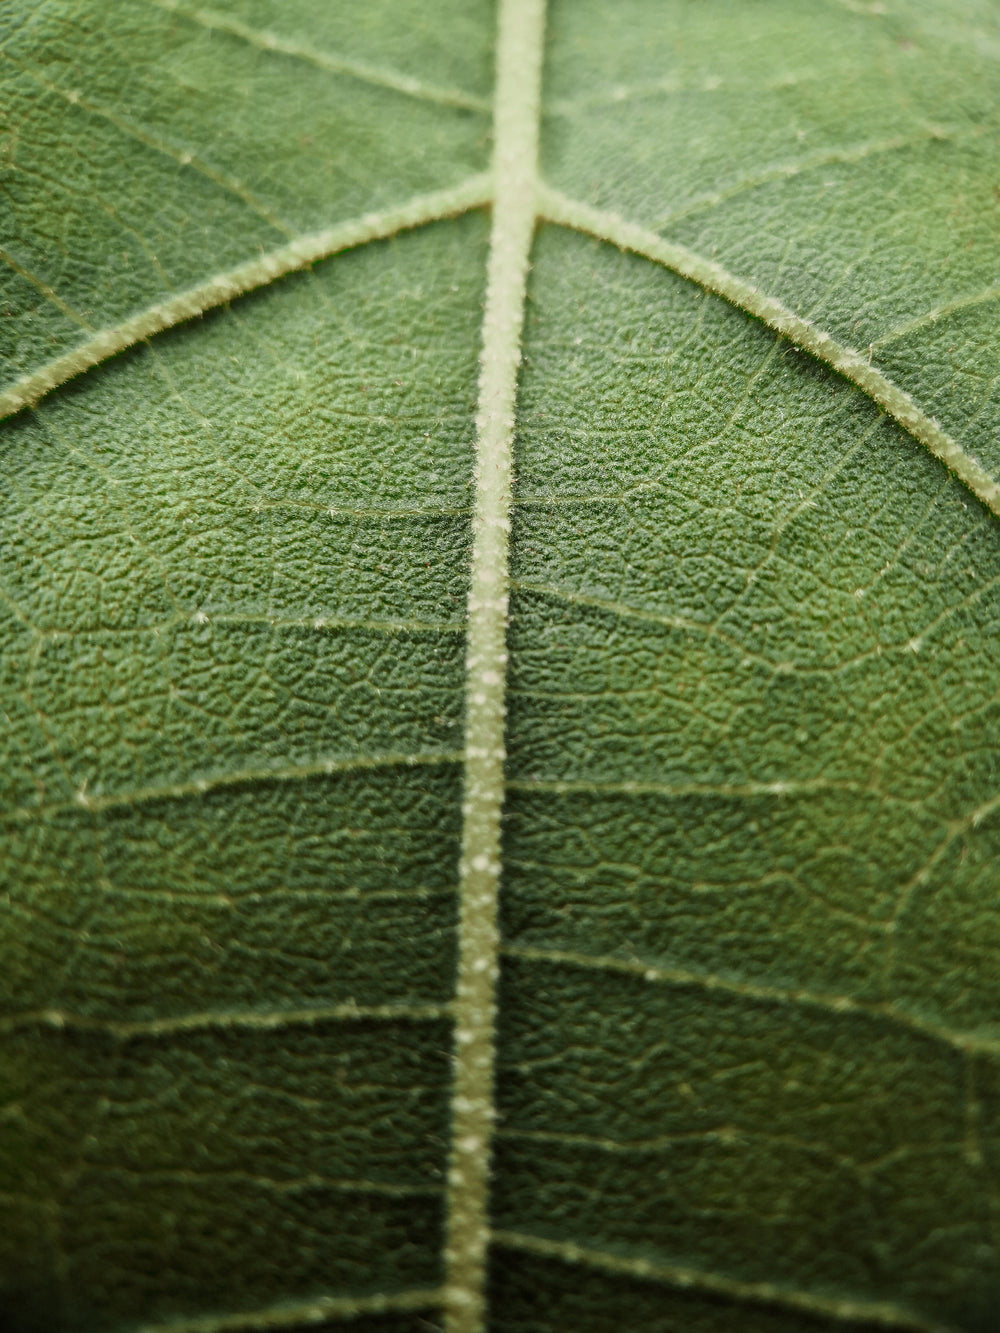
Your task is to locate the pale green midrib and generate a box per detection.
[536,183,1000,521]
[0,1000,450,1038]
[1,751,463,826]
[491,1232,954,1333]
[503,944,1000,1058]
[133,1287,443,1333]
[154,0,491,113]
[0,174,491,422]
[443,2,545,1331]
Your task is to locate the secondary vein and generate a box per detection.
[154,0,491,112]
[0,174,491,423]
[492,1231,954,1332]
[133,1287,444,1333]
[443,2,544,1330]
[536,183,1000,521]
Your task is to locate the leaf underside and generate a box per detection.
[2,2,1000,1332]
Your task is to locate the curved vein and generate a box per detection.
[0,174,492,423]
[872,283,1000,348]
[650,127,964,232]
[491,1231,953,1333]
[503,944,1000,1059]
[134,1287,444,1333]
[536,183,1000,520]
[154,0,491,113]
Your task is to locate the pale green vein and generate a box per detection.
[154,0,491,113]
[29,609,465,641]
[650,127,965,231]
[134,1287,444,1333]
[0,245,92,329]
[0,1000,450,1039]
[445,2,544,1330]
[546,67,821,117]
[495,1125,871,1178]
[512,578,779,667]
[513,577,898,678]
[505,776,871,800]
[872,283,1000,348]
[503,944,1000,1058]
[12,59,293,234]
[1,751,463,826]
[537,183,1000,520]
[0,173,492,422]
[97,1167,442,1199]
[491,1231,953,1333]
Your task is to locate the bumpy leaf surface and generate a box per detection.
[2,3,1000,1332]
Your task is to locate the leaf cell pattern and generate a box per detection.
[1,2,1000,1332]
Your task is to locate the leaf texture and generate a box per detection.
[2,2,1000,1332]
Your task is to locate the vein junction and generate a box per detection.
[4,16,1000,1333]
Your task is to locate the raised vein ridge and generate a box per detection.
[0,174,491,423]
[536,183,1000,520]
[444,1,544,1330]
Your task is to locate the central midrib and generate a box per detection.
[442,0,546,1330]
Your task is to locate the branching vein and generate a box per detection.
[491,1231,954,1332]
[536,183,1000,520]
[154,0,491,112]
[504,944,1000,1058]
[0,174,491,422]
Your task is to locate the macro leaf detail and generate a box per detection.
[2,2,1000,1332]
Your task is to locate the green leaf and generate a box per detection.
[2,2,1000,1332]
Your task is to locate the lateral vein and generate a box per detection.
[0,174,492,423]
[503,944,1000,1058]
[133,1287,444,1333]
[154,0,491,112]
[444,3,545,1331]
[491,1231,954,1332]
[0,1001,451,1039]
[536,183,1000,520]
[2,750,463,826]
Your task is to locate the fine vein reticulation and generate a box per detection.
[442,1,545,1329]
[4,6,1000,1330]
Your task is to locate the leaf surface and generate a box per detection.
[2,3,1000,1332]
